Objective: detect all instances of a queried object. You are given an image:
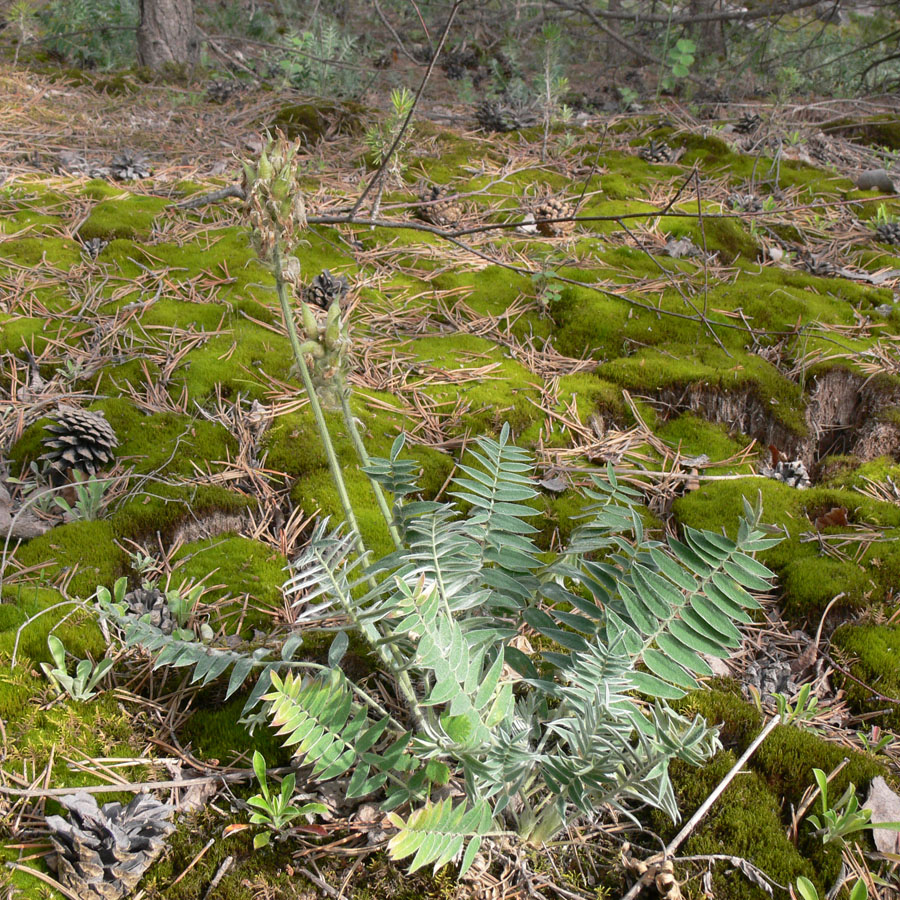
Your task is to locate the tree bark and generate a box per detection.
[137,0,199,71]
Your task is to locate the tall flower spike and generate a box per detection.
[241,131,307,263]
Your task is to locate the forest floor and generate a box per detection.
[1,59,900,900]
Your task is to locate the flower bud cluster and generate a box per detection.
[296,297,350,410]
[241,131,307,261]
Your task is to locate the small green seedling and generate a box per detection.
[248,750,327,849]
[807,767,900,847]
[794,875,867,900]
[856,725,893,755]
[40,635,113,702]
[54,473,111,522]
[748,682,819,727]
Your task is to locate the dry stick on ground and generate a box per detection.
[617,715,782,900]
[350,0,462,219]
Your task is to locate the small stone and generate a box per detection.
[856,168,896,193]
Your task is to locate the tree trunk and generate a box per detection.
[137,0,199,71]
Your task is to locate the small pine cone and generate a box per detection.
[475,99,538,133]
[876,221,900,245]
[81,237,109,259]
[47,792,175,900]
[123,587,175,634]
[533,197,576,236]
[799,250,836,277]
[416,185,463,227]
[42,406,118,476]
[734,112,762,134]
[206,79,241,103]
[728,192,763,213]
[639,139,672,163]
[305,269,350,310]
[110,151,151,181]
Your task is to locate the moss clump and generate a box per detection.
[673,679,762,750]
[111,483,252,543]
[656,412,752,465]
[831,624,900,730]
[828,115,900,150]
[269,100,365,144]
[78,193,169,240]
[0,586,106,663]
[653,751,830,899]
[170,535,287,635]
[673,478,900,620]
[15,520,129,598]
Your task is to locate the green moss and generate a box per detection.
[0,586,106,663]
[656,412,751,465]
[15,520,129,598]
[0,236,82,268]
[828,115,900,150]
[831,624,900,730]
[673,679,763,749]
[269,100,365,144]
[674,478,900,619]
[96,399,238,476]
[173,319,294,400]
[600,347,806,436]
[170,535,287,633]
[78,193,169,240]
[0,314,74,357]
[663,751,836,898]
[178,694,289,767]
[111,483,252,540]
[401,333,543,436]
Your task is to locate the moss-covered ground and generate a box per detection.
[0,61,899,900]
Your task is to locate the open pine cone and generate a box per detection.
[123,586,175,634]
[728,192,763,213]
[639,139,672,163]
[733,112,762,135]
[475,98,538,133]
[416,185,463,227]
[875,221,900,245]
[110,152,151,181]
[533,197,576,236]
[206,79,242,103]
[42,406,118,476]
[304,270,350,310]
[47,792,175,900]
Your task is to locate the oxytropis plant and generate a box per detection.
[98,133,784,876]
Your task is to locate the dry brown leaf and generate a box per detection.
[864,776,900,855]
[813,506,849,531]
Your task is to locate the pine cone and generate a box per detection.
[639,139,672,163]
[123,587,175,634]
[876,221,900,245]
[206,80,241,103]
[798,250,836,277]
[47,792,175,900]
[42,406,118,476]
[533,196,576,236]
[81,237,108,259]
[475,99,538,133]
[441,46,479,80]
[305,270,350,310]
[734,112,762,135]
[728,192,763,213]
[416,185,463,227]
[110,152,151,181]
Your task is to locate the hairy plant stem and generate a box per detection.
[272,242,424,729]
[273,243,364,554]
[336,375,402,550]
